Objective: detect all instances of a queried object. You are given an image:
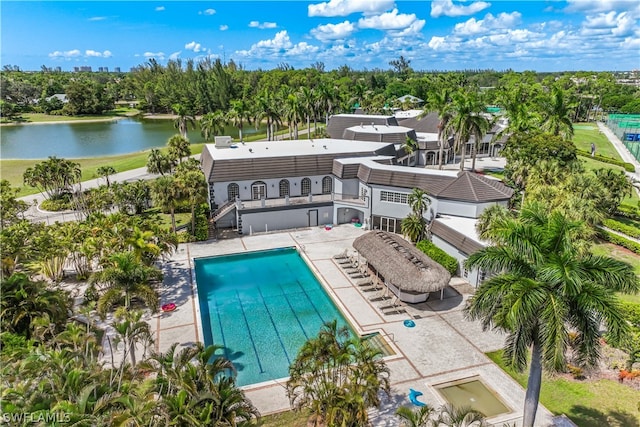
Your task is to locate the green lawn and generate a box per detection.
[591,242,640,276]
[260,410,310,426]
[1,144,205,198]
[487,351,640,427]
[573,123,624,161]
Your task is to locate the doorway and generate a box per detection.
[308,209,318,227]
[251,182,267,200]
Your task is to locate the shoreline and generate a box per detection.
[0,116,127,127]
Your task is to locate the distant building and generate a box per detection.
[114,67,121,73]
[98,67,109,72]
[73,66,92,72]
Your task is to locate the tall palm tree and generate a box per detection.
[125,226,161,265]
[465,202,639,427]
[539,85,575,140]
[255,89,282,141]
[402,137,419,166]
[447,90,489,171]
[167,134,191,165]
[152,175,182,233]
[199,111,226,141]
[172,103,196,139]
[299,87,316,139]
[91,251,162,317]
[228,99,252,142]
[424,87,453,169]
[401,214,427,244]
[176,170,208,237]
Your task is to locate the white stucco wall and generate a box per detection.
[240,206,334,234]
[211,175,334,206]
[431,235,483,288]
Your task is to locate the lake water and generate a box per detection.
[0,117,266,159]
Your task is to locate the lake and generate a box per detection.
[0,117,266,159]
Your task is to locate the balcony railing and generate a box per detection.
[234,193,368,211]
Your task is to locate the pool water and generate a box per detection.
[194,247,352,386]
[435,378,510,418]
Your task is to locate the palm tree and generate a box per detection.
[408,188,430,218]
[396,405,434,427]
[424,88,453,169]
[299,87,316,139]
[228,99,252,142]
[167,134,191,165]
[0,272,71,339]
[402,137,419,166]
[125,226,161,265]
[146,148,173,176]
[435,404,487,426]
[96,165,116,188]
[152,175,182,233]
[447,90,489,172]
[465,202,639,427]
[172,103,196,139]
[91,251,162,317]
[199,111,226,141]
[402,188,431,243]
[287,320,390,427]
[176,170,208,237]
[538,85,575,140]
[255,89,282,141]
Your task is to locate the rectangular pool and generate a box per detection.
[194,247,353,386]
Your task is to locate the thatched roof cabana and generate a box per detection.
[353,231,450,300]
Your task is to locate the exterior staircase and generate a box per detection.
[210,200,236,223]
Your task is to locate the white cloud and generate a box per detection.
[185,41,204,52]
[169,51,181,60]
[583,11,636,37]
[85,49,112,57]
[48,49,81,59]
[308,0,395,17]
[358,8,421,30]
[564,0,640,15]
[249,21,277,29]
[144,51,165,59]
[453,12,522,35]
[310,21,356,41]
[387,19,426,37]
[155,6,165,11]
[219,24,229,31]
[199,8,216,15]
[236,30,320,60]
[88,16,107,21]
[431,0,491,18]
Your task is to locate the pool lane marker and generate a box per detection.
[257,287,292,365]
[210,293,230,362]
[236,290,265,374]
[279,284,310,341]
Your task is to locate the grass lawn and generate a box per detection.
[260,410,310,427]
[573,123,624,162]
[591,242,640,276]
[1,144,205,198]
[487,351,640,427]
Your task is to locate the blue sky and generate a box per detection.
[2,0,639,72]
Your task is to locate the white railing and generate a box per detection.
[236,193,367,210]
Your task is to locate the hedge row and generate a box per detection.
[598,228,640,255]
[616,205,640,221]
[576,149,636,173]
[416,240,459,276]
[602,218,640,239]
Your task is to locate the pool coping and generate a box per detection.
[156,225,555,426]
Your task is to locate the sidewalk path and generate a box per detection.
[597,121,640,182]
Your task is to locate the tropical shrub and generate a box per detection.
[575,148,636,172]
[416,240,458,276]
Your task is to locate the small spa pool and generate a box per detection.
[435,377,510,418]
[194,247,353,386]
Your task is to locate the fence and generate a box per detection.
[606,114,640,162]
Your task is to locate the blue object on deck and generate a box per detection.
[409,388,426,407]
[404,319,416,328]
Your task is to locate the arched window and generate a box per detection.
[227,183,239,201]
[251,181,267,200]
[301,177,311,196]
[322,176,332,194]
[279,179,290,197]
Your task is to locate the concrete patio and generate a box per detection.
[152,224,555,426]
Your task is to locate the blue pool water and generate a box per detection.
[194,247,352,386]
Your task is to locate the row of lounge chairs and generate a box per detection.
[333,250,406,315]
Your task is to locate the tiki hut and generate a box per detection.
[352,231,451,303]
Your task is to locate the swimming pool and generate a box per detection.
[194,247,353,386]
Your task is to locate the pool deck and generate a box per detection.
[154,225,555,427]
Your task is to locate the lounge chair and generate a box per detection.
[378,296,399,311]
[409,388,426,407]
[368,286,391,302]
[333,249,349,260]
